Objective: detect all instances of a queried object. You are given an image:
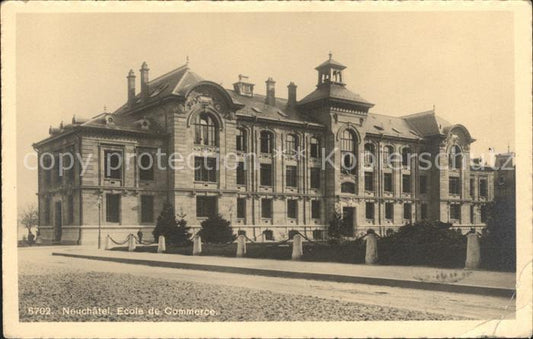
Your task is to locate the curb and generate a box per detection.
[52,252,515,298]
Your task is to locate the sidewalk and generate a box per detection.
[52,247,516,298]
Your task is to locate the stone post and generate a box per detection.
[128,234,136,252]
[465,232,481,269]
[193,235,202,256]
[236,235,247,257]
[365,232,379,265]
[157,235,166,253]
[291,234,303,260]
[105,235,111,250]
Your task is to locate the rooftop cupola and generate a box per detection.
[315,52,346,87]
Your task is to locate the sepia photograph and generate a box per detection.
[2,1,532,338]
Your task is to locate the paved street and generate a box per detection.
[18,246,515,321]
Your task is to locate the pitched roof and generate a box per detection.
[298,83,373,107]
[315,57,347,70]
[402,110,451,137]
[364,113,423,140]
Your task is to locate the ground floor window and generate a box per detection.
[263,229,274,241]
[237,198,246,219]
[106,194,121,223]
[196,196,217,218]
[365,202,374,220]
[237,230,246,236]
[67,195,74,225]
[287,199,298,219]
[44,197,51,224]
[450,204,461,220]
[288,230,298,239]
[140,195,154,223]
[261,198,273,218]
[385,202,394,220]
[403,203,412,220]
[421,203,428,220]
[312,229,324,240]
[311,200,321,219]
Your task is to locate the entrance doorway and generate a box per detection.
[54,201,62,242]
[342,207,356,237]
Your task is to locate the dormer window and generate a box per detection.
[233,74,255,97]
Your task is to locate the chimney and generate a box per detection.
[287,82,297,107]
[265,77,276,106]
[127,69,136,107]
[140,62,149,99]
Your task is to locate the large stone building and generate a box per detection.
[34,55,495,245]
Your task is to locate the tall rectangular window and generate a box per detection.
[479,179,488,197]
[470,205,475,224]
[383,173,393,192]
[470,178,475,197]
[260,164,272,186]
[196,196,217,218]
[365,202,374,220]
[67,195,74,225]
[260,131,274,154]
[450,204,461,220]
[237,198,246,219]
[421,203,428,220]
[43,156,52,185]
[364,172,374,191]
[104,150,123,180]
[449,177,460,195]
[310,137,320,158]
[286,166,297,187]
[140,195,154,223]
[310,168,321,189]
[385,202,394,220]
[311,200,321,219]
[236,162,246,185]
[402,174,411,193]
[287,200,297,219]
[480,205,488,223]
[261,198,273,218]
[236,129,246,152]
[138,151,154,181]
[194,157,217,183]
[420,175,428,194]
[403,203,412,220]
[44,197,51,225]
[106,194,120,223]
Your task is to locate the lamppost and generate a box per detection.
[97,194,102,249]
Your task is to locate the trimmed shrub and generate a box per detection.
[378,221,467,268]
[480,196,516,272]
[152,203,191,246]
[199,214,235,244]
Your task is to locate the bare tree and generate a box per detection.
[20,204,38,239]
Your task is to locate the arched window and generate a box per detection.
[364,143,376,168]
[449,145,463,169]
[194,113,218,146]
[310,137,321,158]
[341,182,356,193]
[236,128,246,152]
[260,131,274,154]
[401,146,411,167]
[286,134,298,156]
[383,145,394,167]
[341,129,357,173]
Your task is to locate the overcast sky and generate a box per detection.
[16,10,515,209]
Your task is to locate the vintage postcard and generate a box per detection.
[2,1,532,338]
